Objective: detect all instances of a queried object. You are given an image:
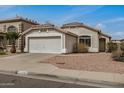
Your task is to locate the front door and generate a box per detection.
[99,38,106,52]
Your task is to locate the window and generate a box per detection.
[7,26,17,45]
[79,36,91,47]
[8,26,17,32]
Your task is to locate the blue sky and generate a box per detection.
[0,5,124,39]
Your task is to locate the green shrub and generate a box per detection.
[77,43,88,53]
[112,50,124,62]
[107,42,118,52]
[0,47,4,52]
[0,51,6,55]
[120,42,124,56]
[120,42,124,51]
[112,50,123,58]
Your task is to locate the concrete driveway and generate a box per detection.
[0,53,58,72]
[0,53,57,63]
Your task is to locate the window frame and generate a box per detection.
[7,26,17,32]
[79,35,91,47]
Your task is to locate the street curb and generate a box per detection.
[27,72,124,87]
[0,70,123,87]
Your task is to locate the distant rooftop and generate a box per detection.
[0,16,39,25]
[62,22,84,27]
[31,22,55,29]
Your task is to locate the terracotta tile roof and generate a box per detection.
[62,22,111,38]
[62,22,84,26]
[23,24,78,37]
[62,22,100,31]
[31,23,55,28]
[0,16,39,25]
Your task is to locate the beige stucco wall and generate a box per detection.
[65,34,77,53]
[0,22,22,32]
[0,21,34,32]
[63,27,99,52]
[24,29,77,53]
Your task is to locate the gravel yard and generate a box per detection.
[46,53,124,74]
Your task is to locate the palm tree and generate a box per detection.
[6,31,20,53]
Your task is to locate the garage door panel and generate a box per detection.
[29,37,61,53]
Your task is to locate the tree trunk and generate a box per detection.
[21,36,24,53]
[10,41,16,53]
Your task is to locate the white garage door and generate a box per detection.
[29,36,61,53]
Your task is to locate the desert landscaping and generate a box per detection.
[46,53,124,74]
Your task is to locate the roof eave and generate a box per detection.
[22,26,78,37]
[0,18,39,25]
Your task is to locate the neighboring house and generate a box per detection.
[61,22,111,52]
[0,17,111,53]
[0,16,39,52]
[111,39,124,51]
[112,40,121,44]
[0,31,6,50]
[112,39,124,44]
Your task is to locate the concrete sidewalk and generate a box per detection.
[23,66,124,85]
[0,62,124,86]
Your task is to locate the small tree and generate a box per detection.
[77,43,88,53]
[107,42,118,52]
[6,31,20,53]
[120,42,124,56]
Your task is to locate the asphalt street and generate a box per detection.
[0,73,97,88]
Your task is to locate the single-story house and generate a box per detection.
[23,22,111,53]
[23,24,78,53]
[61,22,111,52]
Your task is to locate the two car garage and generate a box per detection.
[29,36,61,53]
[23,26,77,54]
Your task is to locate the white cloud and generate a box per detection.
[95,23,106,29]
[112,31,124,36]
[54,6,104,24]
[102,17,124,24]
[109,31,124,39]
[95,17,124,29]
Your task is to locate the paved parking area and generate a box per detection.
[47,53,124,74]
